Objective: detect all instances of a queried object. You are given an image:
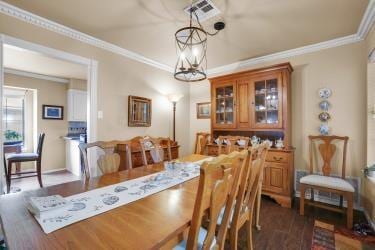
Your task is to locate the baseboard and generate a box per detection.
[42,168,67,174]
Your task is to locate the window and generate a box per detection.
[3,88,26,144]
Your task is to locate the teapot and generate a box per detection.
[263,139,273,148]
[275,138,284,149]
[250,136,261,146]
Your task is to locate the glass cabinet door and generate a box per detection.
[213,83,236,128]
[252,75,282,128]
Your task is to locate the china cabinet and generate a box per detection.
[208,62,294,208]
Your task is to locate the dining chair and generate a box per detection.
[4,133,45,194]
[79,140,132,179]
[139,136,172,166]
[174,153,239,250]
[299,135,354,228]
[194,132,210,155]
[217,143,268,250]
[217,135,250,154]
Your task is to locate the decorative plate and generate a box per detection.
[319,88,332,99]
[319,124,330,135]
[319,100,330,111]
[318,112,331,122]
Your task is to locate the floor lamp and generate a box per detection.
[167,94,184,141]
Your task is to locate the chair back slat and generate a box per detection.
[217,135,249,154]
[139,136,172,165]
[195,132,210,155]
[186,155,238,250]
[308,135,349,178]
[79,140,132,179]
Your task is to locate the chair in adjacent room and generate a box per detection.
[173,152,243,250]
[194,132,210,155]
[217,135,250,154]
[79,140,132,179]
[299,135,354,228]
[4,133,45,193]
[139,136,172,165]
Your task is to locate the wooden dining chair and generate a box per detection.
[217,144,268,250]
[217,135,250,154]
[174,153,239,250]
[139,136,172,166]
[299,135,354,229]
[194,132,210,155]
[79,140,132,179]
[4,133,45,193]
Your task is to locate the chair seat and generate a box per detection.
[174,227,216,250]
[7,153,38,161]
[300,174,354,192]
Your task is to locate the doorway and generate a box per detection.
[0,34,98,194]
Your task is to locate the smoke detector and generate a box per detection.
[184,0,221,22]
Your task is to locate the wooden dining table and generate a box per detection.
[0,154,209,250]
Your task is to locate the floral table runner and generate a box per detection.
[35,157,213,234]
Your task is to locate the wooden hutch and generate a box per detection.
[207,62,294,208]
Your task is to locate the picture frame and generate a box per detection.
[42,105,64,120]
[128,95,152,127]
[196,102,211,119]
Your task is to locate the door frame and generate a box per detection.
[0,34,98,194]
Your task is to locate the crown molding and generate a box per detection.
[4,68,70,83]
[207,34,362,76]
[358,0,375,39]
[0,0,174,73]
[0,0,373,77]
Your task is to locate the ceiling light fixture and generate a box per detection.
[174,2,225,82]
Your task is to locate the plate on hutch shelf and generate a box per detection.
[319,88,332,99]
[319,100,330,111]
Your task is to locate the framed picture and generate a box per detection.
[196,102,211,119]
[42,105,64,120]
[128,95,152,127]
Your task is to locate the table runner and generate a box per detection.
[35,157,213,233]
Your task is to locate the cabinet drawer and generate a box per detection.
[266,151,290,163]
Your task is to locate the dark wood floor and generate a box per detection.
[234,196,367,250]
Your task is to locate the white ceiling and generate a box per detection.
[2,0,368,69]
[3,45,87,80]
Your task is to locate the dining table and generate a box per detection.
[0,154,209,249]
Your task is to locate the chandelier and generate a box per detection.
[174,6,225,82]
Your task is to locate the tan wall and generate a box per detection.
[190,42,367,180]
[0,13,191,160]
[365,26,375,225]
[68,78,86,91]
[4,72,68,171]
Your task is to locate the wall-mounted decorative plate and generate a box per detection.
[319,124,329,135]
[318,112,331,122]
[319,100,330,111]
[319,88,332,99]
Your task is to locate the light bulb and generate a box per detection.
[192,48,199,56]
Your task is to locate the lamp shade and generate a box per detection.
[167,94,184,103]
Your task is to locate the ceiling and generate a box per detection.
[2,0,369,69]
[3,45,87,80]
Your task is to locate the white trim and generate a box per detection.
[0,0,173,73]
[4,68,70,83]
[358,0,375,39]
[364,209,375,231]
[207,34,362,76]
[0,0,373,76]
[87,60,98,177]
